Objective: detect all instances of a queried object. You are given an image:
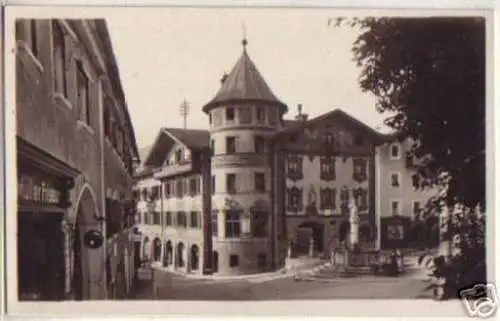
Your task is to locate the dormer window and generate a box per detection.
[390,143,401,160]
[226,107,235,122]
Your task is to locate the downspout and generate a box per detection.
[375,145,381,251]
[269,141,276,270]
[98,77,108,299]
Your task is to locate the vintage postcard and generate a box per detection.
[2,4,496,318]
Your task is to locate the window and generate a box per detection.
[390,143,401,159]
[325,133,334,146]
[390,172,401,188]
[287,187,303,211]
[164,182,171,198]
[354,135,363,146]
[256,106,265,123]
[353,159,367,182]
[239,106,252,124]
[211,175,215,194]
[391,201,401,216]
[210,139,215,156]
[152,212,161,225]
[226,136,236,154]
[190,211,200,228]
[174,149,182,163]
[176,179,184,198]
[209,113,212,125]
[254,135,265,153]
[320,156,336,181]
[412,174,421,189]
[211,211,218,237]
[229,254,239,267]
[226,173,236,194]
[340,187,350,211]
[189,178,197,196]
[76,61,91,126]
[320,188,336,210]
[254,173,265,193]
[165,212,173,226]
[196,177,201,194]
[225,210,241,238]
[353,188,368,211]
[226,107,235,122]
[251,210,268,237]
[412,201,422,217]
[287,154,303,181]
[52,21,67,97]
[177,211,187,228]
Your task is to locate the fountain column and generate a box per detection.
[349,200,360,249]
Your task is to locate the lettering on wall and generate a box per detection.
[18,174,62,205]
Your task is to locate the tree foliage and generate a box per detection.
[336,17,486,207]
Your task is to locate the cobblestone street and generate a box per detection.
[131,270,433,301]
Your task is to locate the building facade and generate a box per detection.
[133,39,438,276]
[16,19,139,300]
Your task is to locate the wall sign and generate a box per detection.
[84,230,104,249]
[18,173,62,205]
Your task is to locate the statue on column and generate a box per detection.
[349,199,359,250]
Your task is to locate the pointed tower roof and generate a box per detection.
[202,39,287,114]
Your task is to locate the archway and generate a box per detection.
[176,242,185,268]
[295,221,325,255]
[142,237,150,262]
[163,240,173,266]
[72,186,100,300]
[212,251,219,273]
[152,237,161,262]
[359,224,371,243]
[190,245,200,271]
[339,221,350,245]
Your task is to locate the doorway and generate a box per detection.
[295,221,325,255]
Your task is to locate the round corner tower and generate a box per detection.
[202,39,288,275]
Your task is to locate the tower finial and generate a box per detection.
[242,22,248,49]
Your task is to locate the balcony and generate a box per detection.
[154,162,192,179]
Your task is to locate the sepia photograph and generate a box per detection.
[3,5,495,318]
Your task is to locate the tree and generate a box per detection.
[336,17,486,208]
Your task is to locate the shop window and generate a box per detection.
[229,254,239,267]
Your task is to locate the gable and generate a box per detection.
[142,130,176,168]
[162,142,192,166]
[276,110,382,155]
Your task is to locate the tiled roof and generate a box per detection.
[203,42,287,113]
[162,127,210,150]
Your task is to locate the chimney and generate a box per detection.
[295,104,308,121]
[221,73,228,84]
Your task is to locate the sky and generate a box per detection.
[106,8,389,150]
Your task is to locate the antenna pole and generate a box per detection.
[180,99,190,129]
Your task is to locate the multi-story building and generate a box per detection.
[15,19,139,300]
[133,39,438,276]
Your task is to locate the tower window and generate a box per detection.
[254,172,265,193]
[226,107,235,122]
[256,106,265,123]
[226,136,236,154]
[254,136,265,153]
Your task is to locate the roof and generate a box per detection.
[162,127,210,150]
[203,41,287,113]
[273,108,388,144]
